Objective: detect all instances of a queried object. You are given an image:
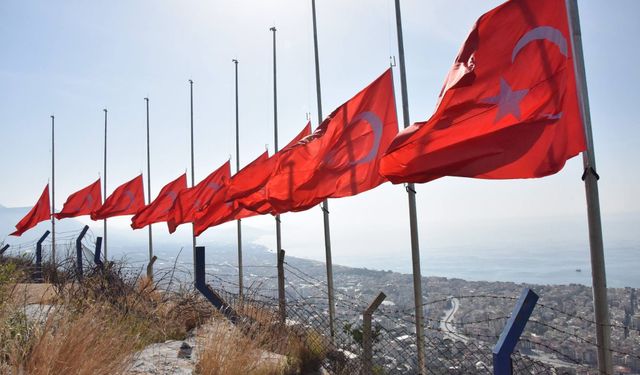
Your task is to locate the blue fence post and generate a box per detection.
[194,246,238,322]
[75,225,90,281]
[493,288,539,375]
[0,244,9,256]
[94,237,104,269]
[35,230,51,282]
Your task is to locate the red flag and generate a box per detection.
[380,0,585,183]
[10,184,51,236]
[194,151,277,236]
[167,161,230,234]
[55,179,102,220]
[266,69,398,213]
[224,151,271,203]
[236,122,312,214]
[193,194,255,236]
[91,175,145,220]
[131,173,187,229]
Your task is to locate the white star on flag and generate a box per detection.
[482,78,529,123]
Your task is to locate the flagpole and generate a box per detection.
[145,97,154,279]
[394,1,426,373]
[270,25,286,322]
[189,79,197,277]
[233,58,244,298]
[103,108,108,261]
[311,0,336,340]
[566,1,613,373]
[51,115,56,265]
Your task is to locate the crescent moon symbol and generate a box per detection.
[159,191,178,214]
[121,190,136,211]
[349,111,383,166]
[207,182,221,191]
[512,26,568,63]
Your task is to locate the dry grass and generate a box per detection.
[51,259,212,346]
[196,317,289,375]
[196,299,328,375]
[0,255,330,374]
[21,305,140,375]
[0,255,215,373]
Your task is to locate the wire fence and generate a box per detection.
[2,232,639,374]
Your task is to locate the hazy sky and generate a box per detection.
[1,1,639,269]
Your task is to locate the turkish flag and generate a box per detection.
[224,151,271,203]
[167,161,230,234]
[10,184,51,236]
[91,175,145,220]
[194,151,278,236]
[266,69,398,213]
[131,173,187,229]
[380,0,586,183]
[193,195,255,236]
[55,179,102,220]
[233,122,312,214]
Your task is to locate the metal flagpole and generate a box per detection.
[145,97,154,279]
[270,26,286,323]
[566,1,613,373]
[233,59,244,298]
[310,0,336,340]
[189,80,197,277]
[103,108,108,261]
[51,115,56,265]
[394,1,426,373]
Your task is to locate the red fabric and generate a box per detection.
[131,173,187,229]
[235,122,312,214]
[167,161,230,234]
[224,151,271,202]
[10,184,51,236]
[194,149,285,236]
[380,0,586,183]
[193,195,255,236]
[91,175,145,220]
[55,179,102,220]
[266,69,398,213]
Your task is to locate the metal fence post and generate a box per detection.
[493,288,539,375]
[0,244,9,256]
[75,225,90,281]
[34,231,51,282]
[194,246,237,322]
[94,236,104,269]
[277,249,286,324]
[363,292,387,375]
[146,255,157,279]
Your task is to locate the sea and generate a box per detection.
[331,212,640,288]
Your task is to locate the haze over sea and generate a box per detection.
[326,212,640,288]
[111,211,639,289]
[2,206,637,288]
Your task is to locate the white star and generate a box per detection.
[482,78,529,123]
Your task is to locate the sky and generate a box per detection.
[1,0,639,281]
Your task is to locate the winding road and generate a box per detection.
[439,297,470,344]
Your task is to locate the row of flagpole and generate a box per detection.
[33,1,610,373]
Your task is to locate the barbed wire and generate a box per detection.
[536,301,640,333]
[527,319,640,360]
